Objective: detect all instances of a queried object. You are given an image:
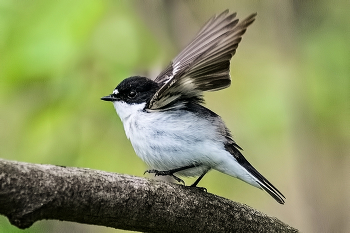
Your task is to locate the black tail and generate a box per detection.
[225,143,285,204]
[243,160,285,204]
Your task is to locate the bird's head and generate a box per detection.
[101,76,159,120]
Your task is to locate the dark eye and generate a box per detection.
[128,91,136,98]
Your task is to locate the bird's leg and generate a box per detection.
[144,164,199,185]
[190,169,209,187]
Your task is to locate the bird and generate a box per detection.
[101,10,285,204]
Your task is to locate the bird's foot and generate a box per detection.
[188,183,207,192]
[144,169,185,185]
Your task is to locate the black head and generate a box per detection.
[101,76,159,104]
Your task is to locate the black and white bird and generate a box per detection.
[101,10,285,204]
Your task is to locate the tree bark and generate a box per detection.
[0,158,298,232]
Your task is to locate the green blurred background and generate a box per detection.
[1,0,349,232]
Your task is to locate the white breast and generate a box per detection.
[113,101,146,139]
[112,101,225,177]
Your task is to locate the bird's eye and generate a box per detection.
[128,91,137,98]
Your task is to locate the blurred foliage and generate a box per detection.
[0,0,349,233]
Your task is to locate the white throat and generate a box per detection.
[113,101,146,140]
[113,101,146,123]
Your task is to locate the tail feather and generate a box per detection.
[243,161,285,204]
[225,143,285,204]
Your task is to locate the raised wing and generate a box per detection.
[147,10,256,110]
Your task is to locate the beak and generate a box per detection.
[101,94,118,102]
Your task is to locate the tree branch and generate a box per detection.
[0,159,298,232]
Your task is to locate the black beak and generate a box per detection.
[101,95,118,102]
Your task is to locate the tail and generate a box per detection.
[223,143,285,204]
[240,158,285,204]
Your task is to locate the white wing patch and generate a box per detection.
[172,61,181,77]
[162,61,181,85]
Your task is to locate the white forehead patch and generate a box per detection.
[113,89,119,95]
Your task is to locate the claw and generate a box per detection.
[144,169,157,175]
[144,169,185,185]
[195,186,207,192]
[171,175,185,185]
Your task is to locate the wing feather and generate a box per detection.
[148,10,257,110]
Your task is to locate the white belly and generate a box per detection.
[112,101,261,188]
[118,104,225,176]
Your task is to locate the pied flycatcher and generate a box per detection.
[101,10,285,204]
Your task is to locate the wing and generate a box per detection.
[147,10,257,110]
